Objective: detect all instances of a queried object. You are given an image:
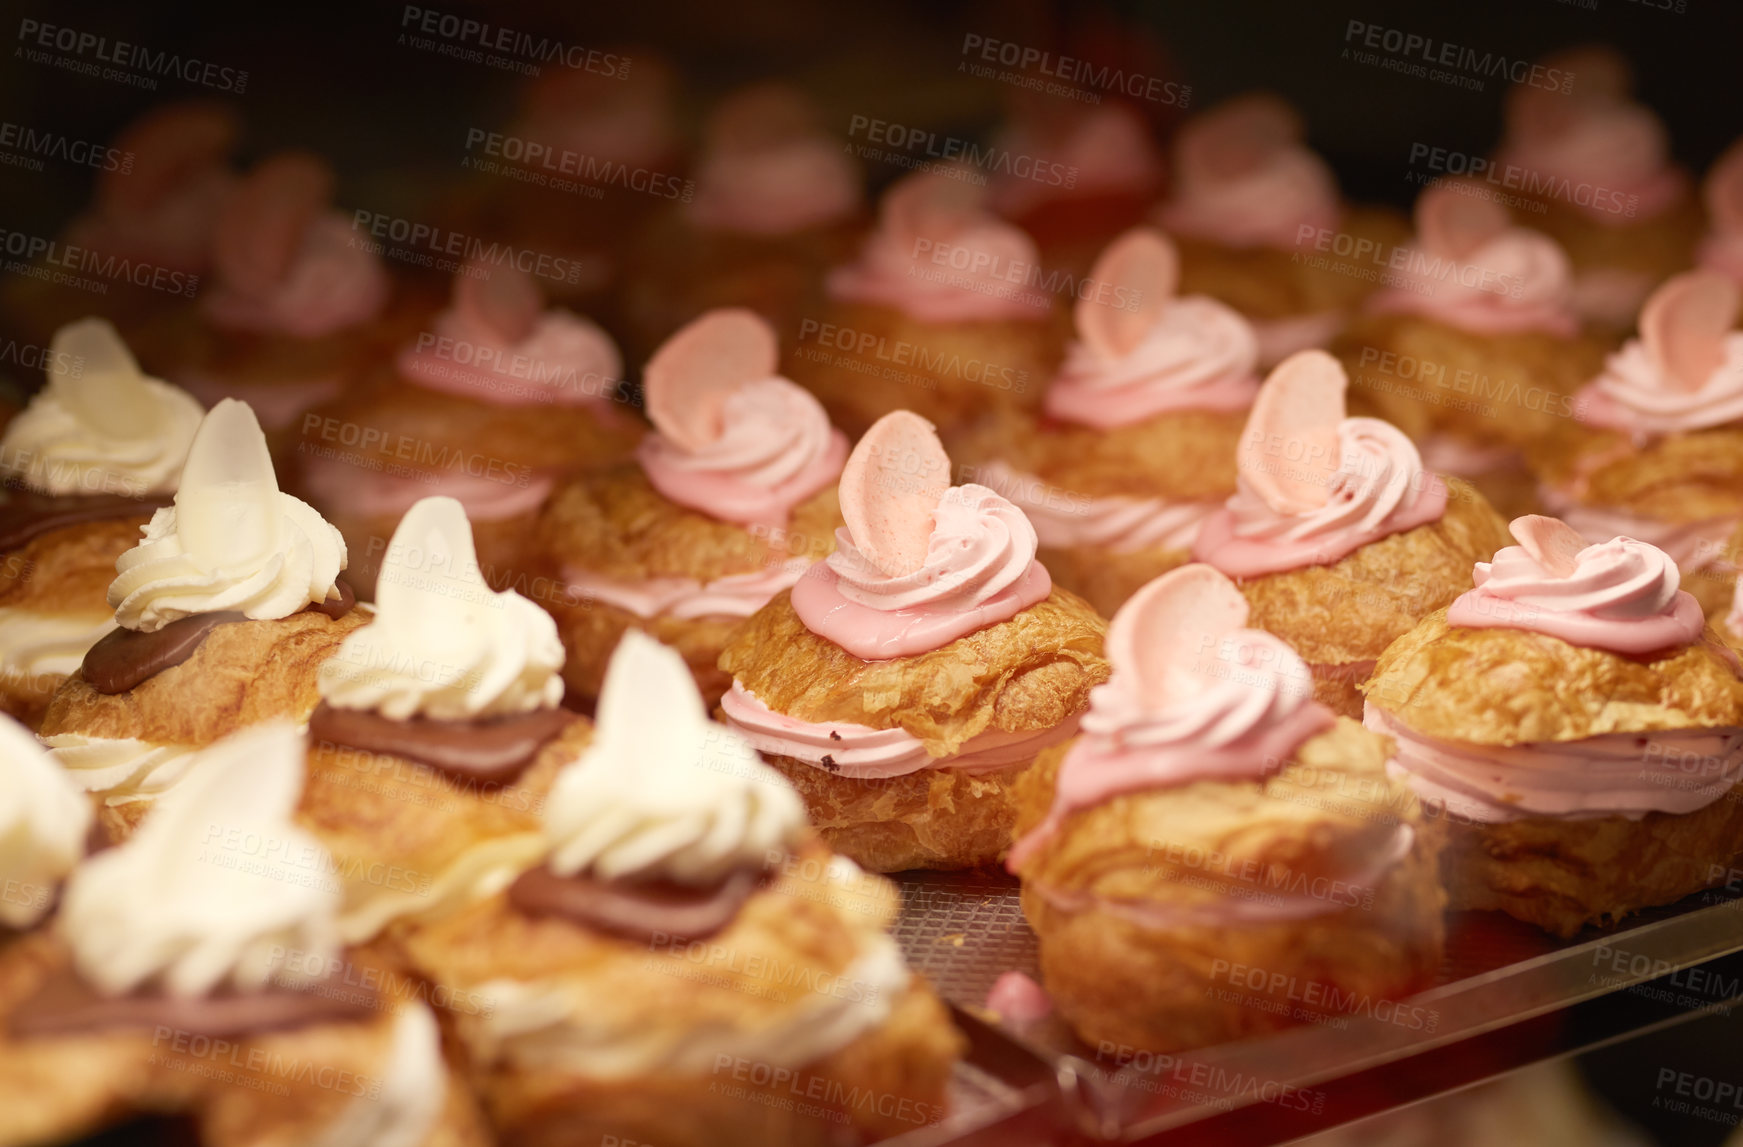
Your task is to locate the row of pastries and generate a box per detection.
[0,41,1741,1146]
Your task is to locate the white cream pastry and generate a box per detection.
[0,714,90,930]
[108,397,347,631]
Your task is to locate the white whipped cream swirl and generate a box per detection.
[0,715,92,929]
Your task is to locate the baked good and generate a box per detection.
[301,495,591,944]
[0,712,90,933]
[718,411,1109,870]
[1698,137,1743,283]
[0,319,202,727]
[621,82,864,362]
[1008,564,1443,1053]
[952,226,1259,616]
[0,722,491,1147]
[398,631,964,1147]
[140,152,396,432]
[1493,46,1702,328]
[536,309,847,708]
[787,168,1065,436]
[1532,271,1743,617]
[1156,93,1410,366]
[38,399,365,837]
[1364,514,1743,936]
[1336,179,1608,518]
[1191,350,1513,718]
[294,258,643,599]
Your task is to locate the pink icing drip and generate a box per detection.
[396,308,624,410]
[564,559,812,621]
[1367,706,1743,823]
[719,682,1078,779]
[1446,537,1706,654]
[1006,701,1333,871]
[1192,472,1447,578]
[204,213,388,339]
[301,452,555,523]
[1573,334,1743,436]
[1365,228,1579,338]
[984,971,1052,1024]
[791,560,1050,661]
[1044,296,1261,429]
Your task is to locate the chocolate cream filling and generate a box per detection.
[10,967,379,1040]
[507,864,771,944]
[81,581,355,695]
[308,702,574,786]
[0,490,170,554]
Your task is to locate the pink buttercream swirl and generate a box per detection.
[1193,420,1448,577]
[566,558,813,621]
[1367,706,1743,823]
[1045,296,1261,429]
[204,213,388,339]
[826,173,1051,323]
[1446,536,1704,654]
[719,682,1079,780]
[989,104,1164,217]
[686,137,861,236]
[637,379,847,529]
[397,305,624,409]
[1366,227,1579,338]
[1573,333,1743,436]
[1007,627,1333,869]
[1496,103,1688,226]
[974,461,1215,553]
[791,484,1052,659]
[1157,147,1340,251]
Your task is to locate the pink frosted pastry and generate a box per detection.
[1190,350,1511,717]
[534,309,848,709]
[787,168,1065,436]
[622,82,865,363]
[1493,46,1702,328]
[293,258,643,600]
[1698,139,1743,286]
[1156,93,1410,366]
[136,152,399,433]
[1008,564,1443,1052]
[717,410,1109,871]
[1365,514,1743,936]
[953,227,1261,615]
[1532,271,1743,616]
[1337,180,1608,518]
[988,101,1164,273]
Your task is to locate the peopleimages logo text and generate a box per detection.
[1343,21,1576,92]
[16,19,248,93]
[398,6,628,77]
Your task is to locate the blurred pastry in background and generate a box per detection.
[296,258,642,600]
[0,319,201,728]
[537,309,846,708]
[789,167,1065,436]
[1157,93,1409,366]
[1365,515,1743,937]
[1698,138,1743,285]
[1192,351,1512,717]
[1338,180,1607,518]
[953,227,1259,616]
[719,411,1108,871]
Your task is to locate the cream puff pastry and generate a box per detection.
[398,631,963,1147]
[953,226,1260,616]
[718,411,1109,871]
[1009,565,1443,1053]
[39,399,364,836]
[1191,350,1512,718]
[1364,515,1743,937]
[536,308,847,708]
[0,722,491,1147]
[0,319,202,727]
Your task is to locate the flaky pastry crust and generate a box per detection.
[1530,196,1704,294]
[1010,717,1444,1053]
[785,299,1066,437]
[1236,477,1512,712]
[1365,610,1743,747]
[0,931,492,1147]
[1032,543,1192,621]
[1337,313,1608,448]
[0,518,146,728]
[536,463,844,707]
